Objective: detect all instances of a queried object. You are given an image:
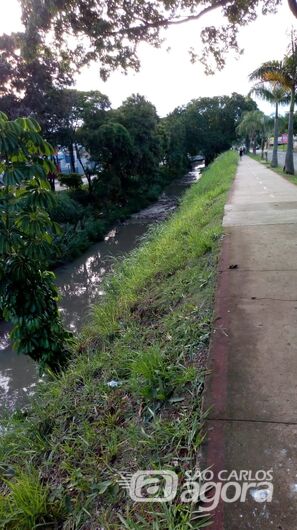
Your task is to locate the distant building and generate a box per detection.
[56,145,96,175]
[269,135,297,147]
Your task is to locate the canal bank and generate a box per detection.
[0,169,201,411]
[0,152,238,529]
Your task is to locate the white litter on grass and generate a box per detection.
[0,375,10,394]
[0,424,8,436]
[107,380,121,388]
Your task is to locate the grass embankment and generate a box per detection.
[0,151,238,530]
[48,186,170,266]
[248,152,297,185]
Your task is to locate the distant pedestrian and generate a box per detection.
[48,171,56,192]
[239,147,243,159]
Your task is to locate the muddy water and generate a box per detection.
[0,168,202,411]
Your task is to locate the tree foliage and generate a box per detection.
[80,94,162,201]
[0,113,72,371]
[181,93,257,162]
[0,0,295,154]
[41,88,111,173]
[41,89,111,145]
[115,95,161,182]
[8,0,281,82]
[85,121,135,200]
[237,110,267,153]
[249,81,290,166]
[0,32,73,117]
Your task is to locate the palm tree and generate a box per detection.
[249,36,297,174]
[260,114,274,160]
[249,82,290,167]
[236,110,266,153]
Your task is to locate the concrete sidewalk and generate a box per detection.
[205,156,297,529]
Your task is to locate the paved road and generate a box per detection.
[205,156,297,529]
[267,149,297,170]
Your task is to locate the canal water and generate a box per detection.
[0,168,202,411]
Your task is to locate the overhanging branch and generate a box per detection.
[109,0,230,36]
[288,0,297,18]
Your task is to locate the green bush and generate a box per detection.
[143,183,162,201]
[53,217,107,263]
[69,187,93,206]
[58,172,83,189]
[84,217,106,241]
[47,192,84,224]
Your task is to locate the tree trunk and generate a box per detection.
[48,174,56,192]
[85,172,92,194]
[74,144,92,195]
[74,143,85,173]
[252,135,257,154]
[285,87,295,175]
[246,135,250,153]
[261,137,265,159]
[69,143,76,173]
[271,101,279,168]
[74,143,92,194]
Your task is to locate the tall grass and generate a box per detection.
[0,151,238,529]
[88,152,237,340]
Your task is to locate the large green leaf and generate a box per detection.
[0,114,71,371]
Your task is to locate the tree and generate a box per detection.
[116,94,161,186]
[249,82,290,166]
[1,1,296,138]
[37,89,111,174]
[0,32,73,118]
[0,32,110,179]
[1,2,295,143]
[161,108,188,178]
[250,35,297,174]
[15,0,288,83]
[85,122,135,201]
[237,110,266,153]
[0,113,72,372]
[181,94,257,162]
[260,114,274,158]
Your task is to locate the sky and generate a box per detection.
[0,0,296,117]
